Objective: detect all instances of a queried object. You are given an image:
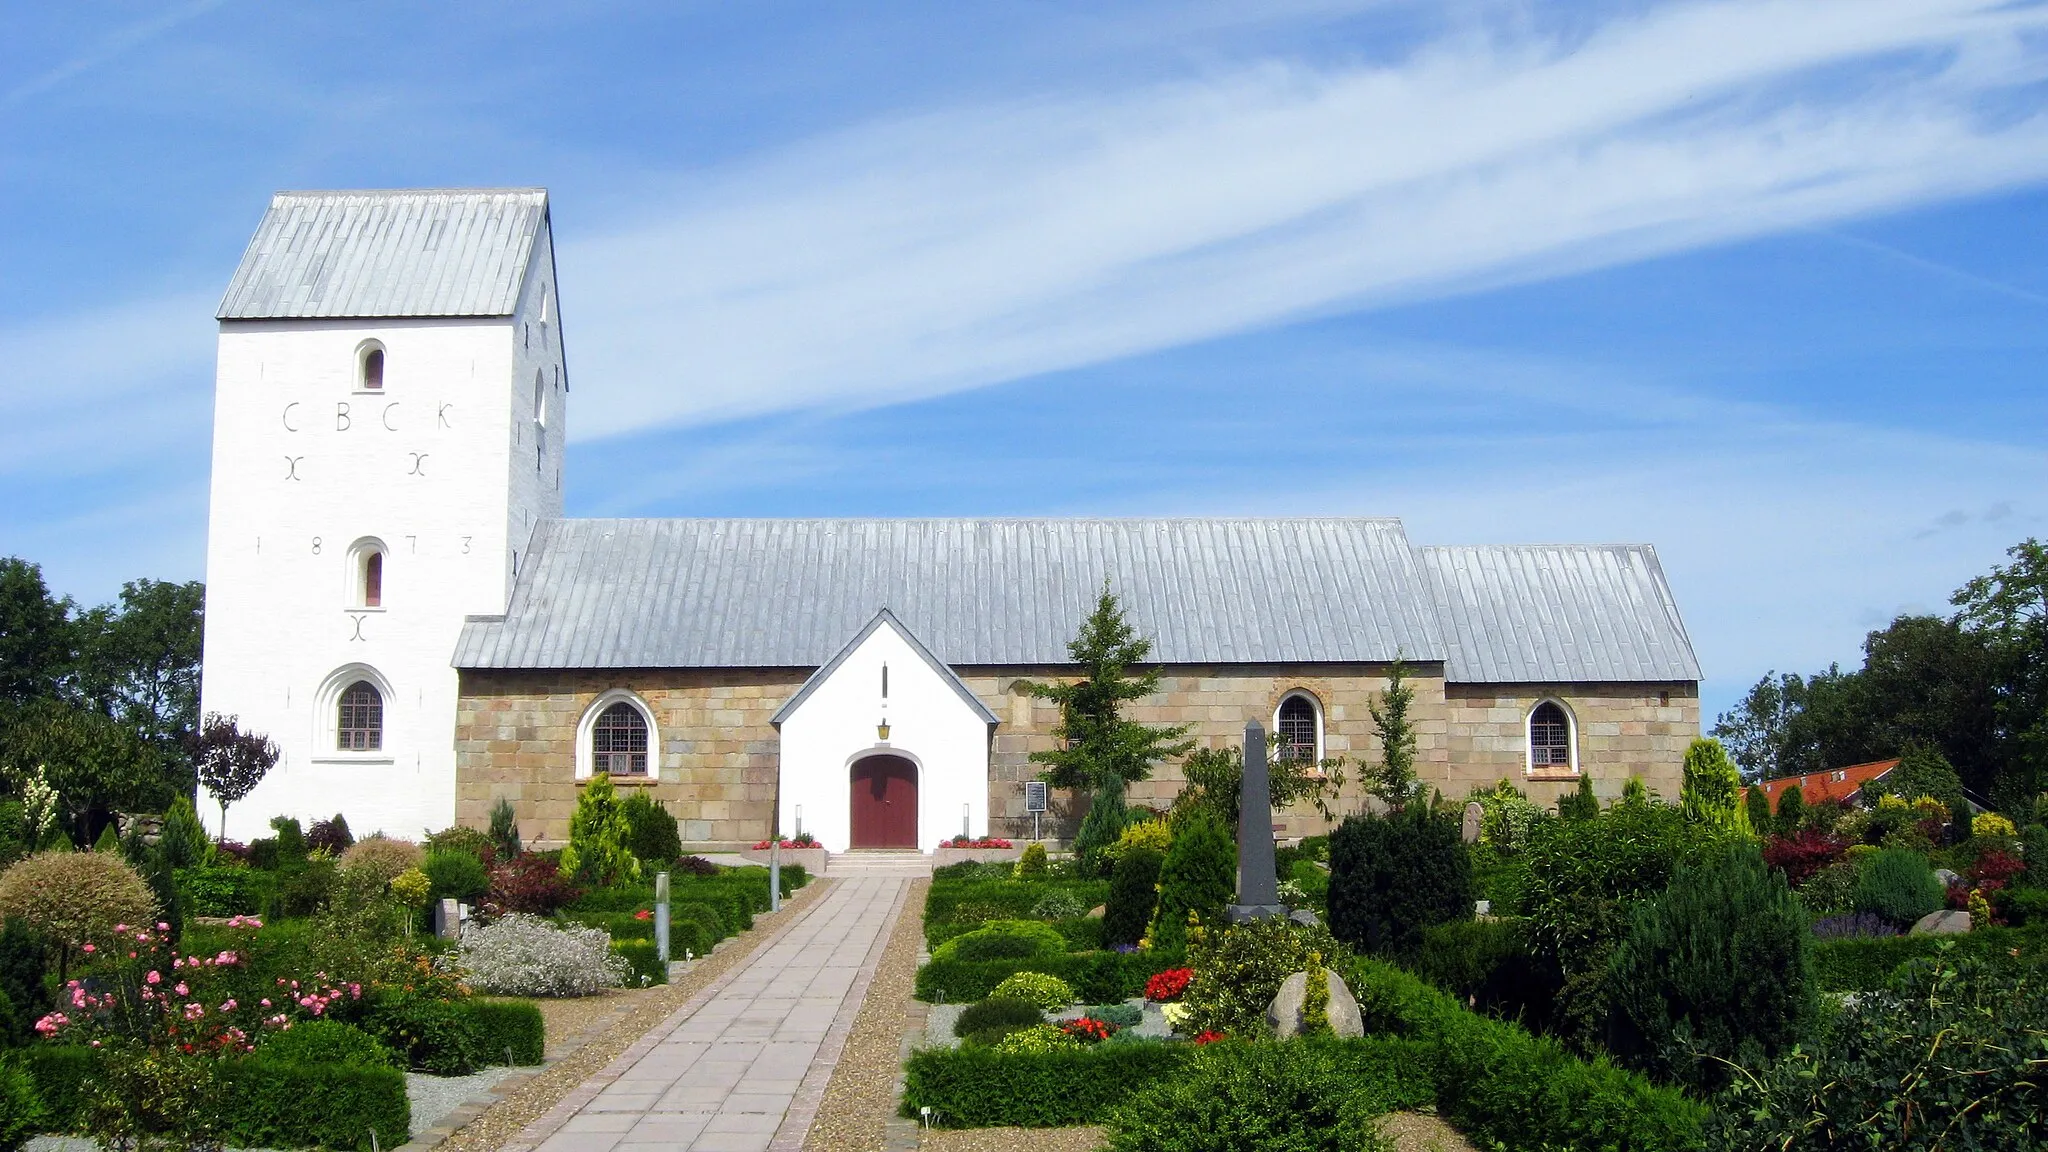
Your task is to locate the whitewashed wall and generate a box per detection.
[776,620,992,852]
[198,243,564,841]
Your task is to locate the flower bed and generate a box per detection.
[738,844,829,873]
[933,839,1022,866]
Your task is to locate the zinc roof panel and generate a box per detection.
[218,189,548,319]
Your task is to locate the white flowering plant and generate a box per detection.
[453,913,630,997]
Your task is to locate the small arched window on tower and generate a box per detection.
[359,342,385,391]
[338,681,384,751]
[591,702,649,776]
[347,539,387,609]
[533,369,547,469]
[1529,701,1573,770]
[1275,693,1321,765]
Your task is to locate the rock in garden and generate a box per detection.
[1287,908,1320,928]
[1267,969,1364,1040]
[1087,905,1105,919]
[1934,868,1962,888]
[1910,909,1972,935]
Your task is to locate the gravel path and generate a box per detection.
[800,877,928,1151]
[431,879,835,1152]
[409,1069,522,1137]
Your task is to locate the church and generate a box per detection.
[198,188,1704,850]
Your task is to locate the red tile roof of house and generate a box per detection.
[1746,758,1899,808]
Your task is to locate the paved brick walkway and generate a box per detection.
[505,867,921,1152]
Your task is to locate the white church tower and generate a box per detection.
[199,189,566,840]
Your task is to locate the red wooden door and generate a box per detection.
[849,756,918,848]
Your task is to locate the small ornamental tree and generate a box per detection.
[155,795,209,870]
[188,712,278,840]
[618,789,681,869]
[1025,587,1192,872]
[1364,658,1420,810]
[1148,806,1235,953]
[561,773,641,886]
[1606,844,1818,1093]
[1558,772,1600,821]
[1774,783,1806,834]
[0,849,158,979]
[1103,845,1165,948]
[1744,785,1773,837]
[1176,739,1347,830]
[1681,738,1751,836]
[488,796,522,860]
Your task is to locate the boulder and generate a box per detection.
[1287,908,1321,928]
[1910,909,1972,935]
[1087,905,1106,919]
[1934,868,1962,888]
[1267,969,1364,1040]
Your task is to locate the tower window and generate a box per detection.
[338,681,383,751]
[1529,701,1573,769]
[360,345,385,391]
[347,539,388,609]
[363,551,383,608]
[1275,692,1320,764]
[592,702,649,775]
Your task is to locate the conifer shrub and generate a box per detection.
[1681,738,1750,835]
[1606,845,1817,1092]
[154,797,210,870]
[1853,847,1945,928]
[1147,807,1234,953]
[1775,784,1806,834]
[268,816,309,865]
[561,775,640,885]
[1744,785,1773,836]
[488,797,522,860]
[1104,1040,1416,1152]
[1073,783,1129,878]
[1559,773,1600,821]
[618,790,681,869]
[1012,842,1049,879]
[1327,807,1473,958]
[1103,846,1164,949]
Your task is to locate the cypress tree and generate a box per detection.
[1148,807,1235,953]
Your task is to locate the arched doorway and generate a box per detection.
[849,755,918,849]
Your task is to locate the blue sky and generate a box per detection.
[5,0,2047,728]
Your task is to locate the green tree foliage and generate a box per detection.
[1025,587,1192,821]
[560,774,640,885]
[618,789,681,868]
[1327,807,1473,957]
[1774,784,1806,834]
[1852,848,1945,928]
[1071,780,1127,878]
[1148,806,1235,953]
[0,558,73,706]
[189,713,277,839]
[1175,739,1347,830]
[1363,659,1420,810]
[1869,742,1967,822]
[1743,783,1773,837]
[1103,845,1164,949]
[1681,738,1751,836]
[2,699,172,842]
[1606,845,1817,1093]
[71,579,205,763]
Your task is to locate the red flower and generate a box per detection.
[633,910,652,921]
[1193,1030,1227,1045]
[1145,968,1193,1003]
[1059,1016,1116,1043]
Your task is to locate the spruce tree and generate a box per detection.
[1744,782,1774,837]
[1558,772,1599,820]
[1026,586,1192,868]
[1364,658,1419,810]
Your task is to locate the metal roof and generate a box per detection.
[454,518,1446,670]
[1416,545,1700,683]
[771,609,1000,726]
[217,189,548,319]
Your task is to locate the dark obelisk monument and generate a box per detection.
[1227,719,1287,922]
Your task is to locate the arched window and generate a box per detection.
[591,703,649,775]
[1275,692,1321,764]
[338,681,383,751]
[359,344,385,391]
[1529,701,1573,770]
[347,539,387,609]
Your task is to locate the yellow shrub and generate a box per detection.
[1876,794,1911,813]
[1973,812,2019,839]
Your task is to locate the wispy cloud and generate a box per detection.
[562,0,2048,437]
[3,0,228,108]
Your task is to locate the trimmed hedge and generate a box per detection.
[613,938,668,985]
[20,1046,411,1149]
[925,881,1110,936]
[915,950,1185,1005]
[1812,925,2048,992]
[1338,956,1706,1152]
[903,1042,1193,1127]
[466,998,546,1065]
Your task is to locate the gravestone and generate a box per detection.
[1462,801,1483,844]
[1268,969,1364,1039]
[1227,720,1286,923]
[432,898,461,940]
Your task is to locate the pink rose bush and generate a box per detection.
[33,915,362,1056]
